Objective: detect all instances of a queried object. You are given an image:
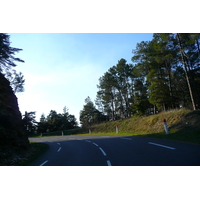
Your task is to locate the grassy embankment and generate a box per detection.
[86,108,200,145]
[28,128,82,137]
[6,108,198,165]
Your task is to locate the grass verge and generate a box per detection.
[79,109,200,145]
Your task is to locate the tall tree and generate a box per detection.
[0,34,24,71]
[90,33,200,124]
[80,97,106,127]
[22,111,37,134]
[10,71,25,93]
[96,59,135,120]
[0,33,25,93]
[37,114,49,133]
[176,33,197,110]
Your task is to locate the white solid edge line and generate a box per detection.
[99,147,107,156]
[57,147,62,152]
[148,142,176,150]
[107,160,112,166]
[40,160,48,166]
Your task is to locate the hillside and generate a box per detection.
[88,109,200,144]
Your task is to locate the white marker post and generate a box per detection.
[162,119,169,134]
[62,131,64,136]
[89,128,91,134]
[116,125,119,134]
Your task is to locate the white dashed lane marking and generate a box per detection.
[40,160,48,166]
[107,160,112,166]
[92,142,99,147]
[57,147,62,152]
[99,147,107,156]
[148,142,176,150]
[85,140,111,165]
[121,137,132,140]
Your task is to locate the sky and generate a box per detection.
[9,33,153,124]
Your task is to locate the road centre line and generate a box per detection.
[85,140,108,157]
[40,160,48,166]
[99,147,107,156]
[107,160,112,166]
[57,147,62,152]
[121,137,132,140]
[85,140,91,143]
[148,142,176,150]
[92,142,99,147]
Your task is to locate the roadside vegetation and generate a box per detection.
[81,109,200,145]
[80,34,200,129]
[1,33,200,165]
[4,108,198,166]
[78,34,200,144]
[0,143,49,166]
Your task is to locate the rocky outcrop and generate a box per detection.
[0,73,29,150]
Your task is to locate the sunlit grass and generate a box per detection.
[81,108,200,145]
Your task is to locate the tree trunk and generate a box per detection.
[154,105,156,114]
[176,33,196,110]
[165,60,174,108]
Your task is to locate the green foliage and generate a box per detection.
[82,33,200,125]
[80,97,107,128]
[0,36,29,151]
[37,107,78,133]
[87,109,200,144]
[0,33,25,93]
[96,59,138,120]
[22,111,37,134]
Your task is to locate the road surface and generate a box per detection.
[28,135,200,166]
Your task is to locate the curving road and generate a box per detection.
[28,135,200,166]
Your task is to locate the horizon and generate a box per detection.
[9,33,154,124]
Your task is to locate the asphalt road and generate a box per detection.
[28,135,200,166]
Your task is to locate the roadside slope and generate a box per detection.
[89,109,200,144]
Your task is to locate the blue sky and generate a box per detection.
[9,33,153,124]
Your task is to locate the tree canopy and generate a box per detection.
[80,33,200,127]
[80,97,107,128]
[37,107,78,133]
[0,33,25,93]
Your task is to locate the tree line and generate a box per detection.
[80,33,200,127]
[22,107,78,135]
[1,33,78,135]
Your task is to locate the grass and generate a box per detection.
[12,108,197,166]
[29,128,82,137]
[79,108,200,145]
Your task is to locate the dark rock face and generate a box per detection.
[0,73,29,150]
